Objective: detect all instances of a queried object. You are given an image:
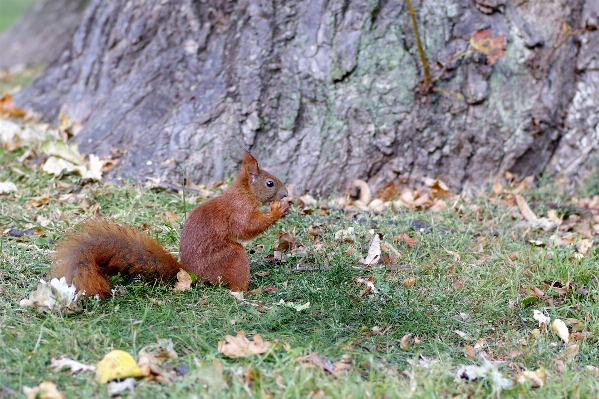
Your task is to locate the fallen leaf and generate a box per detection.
[471,236,486,253]
[515,194,537,222]
[464,345,475,360]
[19,277,80,313]
[355,276,378,296]
[0,94,26,118]
[23,381,64,399]
[334,227,354,242]
[279,299,310,312]
[278,231,296,252]
[403,277,416,288]
[374,182,399,201]
[96,350,144,383]
[445,249,461,261]
[106,378,136,396]
[51,357,96,374]
[554,359,565,374]
[560,344,579,359]
[532,310,550,332]
[400,333,413,350]
[469,30,506,65]
[360,234,381,265]
[299,352,350,376]
[217,331,271,358]
[552,319,569,343]
[422,177,451,197]
[517,367,546,388]
[0,181,17,194]
[173,269,192,292]
[164,211,178,222]
[455,354,512,391]
[492,176,503,195]
[137,339,178,379]
[308,225,323,237]
[392,234,417,246]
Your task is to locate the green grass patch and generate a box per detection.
[1,119,599,396]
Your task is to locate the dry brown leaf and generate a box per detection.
[360,234,381,265]
[392,234,417,247]
[515,194,537,222]
[470,30,506,65]
[24,381,64,399]
[430,199,447,212]
[554,359,565,374]
[471,236,486,253]
[355,276,378,296]
[400,333,413,350]
[445,249,461,262]
[299,353,350,376]
[278,231,296,252]
[173,269,192,292]
[422,177,451,198]
[560,344,580,359]
[517,368,546,388]
[164,211,178,222]
[217,330,271,358]
[492,176,503,195]
[0,94,26,118]
[464,345,475,360]
[374,182,399,201]
[403,277,416,288]
[530,286,545,298]
[308,225,323,237]
[137,339,178,379]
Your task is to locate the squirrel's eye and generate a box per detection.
[266,180,274,187]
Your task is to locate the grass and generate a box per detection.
[1,83,599,397]
[0,0,38,32]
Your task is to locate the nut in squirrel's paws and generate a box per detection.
[271,199,290,216]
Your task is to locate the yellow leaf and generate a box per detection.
[96,350,144,383]
[24,381,64,399]
[517,367,546,388]
[552,319,569,343]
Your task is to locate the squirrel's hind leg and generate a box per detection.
[203,243,250,291]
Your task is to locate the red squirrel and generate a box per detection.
[50,151,289,298]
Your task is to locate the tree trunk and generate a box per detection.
[15,0,599,195]
[0,0,90,69]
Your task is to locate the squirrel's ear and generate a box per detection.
[242,150,259,183]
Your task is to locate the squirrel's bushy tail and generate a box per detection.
[51,220,183,299]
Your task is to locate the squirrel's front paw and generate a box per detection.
[271,200,290,217]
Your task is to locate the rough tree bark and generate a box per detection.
[0,0,90,68]
[14,0,599,195]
